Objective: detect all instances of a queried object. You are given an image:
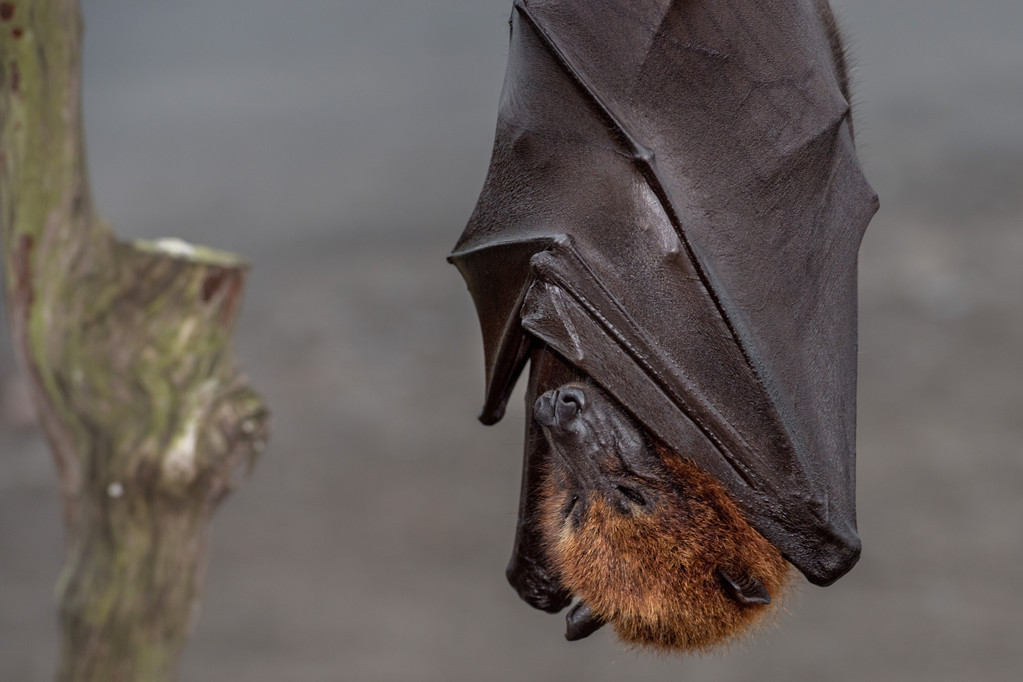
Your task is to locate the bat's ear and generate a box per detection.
[717,568,772,605]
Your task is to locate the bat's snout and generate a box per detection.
[534,386,586,428]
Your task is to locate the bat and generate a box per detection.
[449,0,878,651]
[535,381,791,650]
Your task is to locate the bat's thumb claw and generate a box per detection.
[565,600,605,641]
[717,567,772,605]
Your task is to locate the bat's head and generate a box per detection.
[534,382,793,652]
[534,383,663,521]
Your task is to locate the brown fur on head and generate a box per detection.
[534,383,792,653]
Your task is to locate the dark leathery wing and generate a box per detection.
[449,0,878,587]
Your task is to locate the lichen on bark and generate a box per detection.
[0,2,270,680]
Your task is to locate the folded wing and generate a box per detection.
[450,0,877,586]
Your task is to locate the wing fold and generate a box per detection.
[451,0,877,586]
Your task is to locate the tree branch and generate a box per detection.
[0,2,270,679]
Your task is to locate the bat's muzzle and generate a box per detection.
[534,386,586,427]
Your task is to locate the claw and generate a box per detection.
[565,601,605,641]
[717,568,771,605]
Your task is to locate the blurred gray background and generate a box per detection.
[2,0,1021,679]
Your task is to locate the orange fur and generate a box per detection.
[540,444,793,653]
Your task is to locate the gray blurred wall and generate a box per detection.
[1,1,1022,679]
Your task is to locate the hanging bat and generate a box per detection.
[449,0,878,651]
[534,381,791,650]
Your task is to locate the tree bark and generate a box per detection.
[0,2,270,680]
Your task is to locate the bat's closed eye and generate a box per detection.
[615,484,647,508]
[562,494,579,520]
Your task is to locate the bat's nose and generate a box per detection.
[534,386,586,427]
[555,387,585,423]
[534,391,557,426]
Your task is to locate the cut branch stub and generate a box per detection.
[47,237,267,505]
[49,238,269,682]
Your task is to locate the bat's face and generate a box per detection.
[533,383,663,524]
[534,382,792,652]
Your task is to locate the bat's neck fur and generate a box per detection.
[540,443,792,652]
